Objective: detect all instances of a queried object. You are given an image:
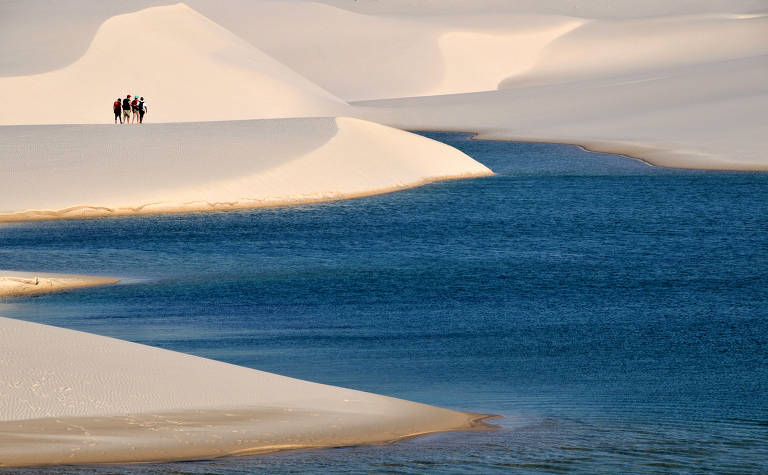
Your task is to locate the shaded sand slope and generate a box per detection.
[0,0,175,77]
[0,117,492,222]
[0,317,487,466]
[185,0,766,99]
[354,54,768,170]
[186,0,583,99]
[500,14,768,87]
[0,271,119,298]
[0,3,344,125]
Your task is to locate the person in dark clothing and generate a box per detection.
[122,95,131,124]
[113,98,122,124]
[138,97,147,123]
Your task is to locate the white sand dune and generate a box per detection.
[186,0,585,99]
[3,1,762,169]
[0,271,119,298]
[0,317,488,466]
[0,0,175,77]
[353,53,768,170]
[499,14,768,87]
[173,0,768,170]
[0,3,344,125]
[0,117,492,222]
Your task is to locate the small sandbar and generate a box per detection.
[0,270,119,298]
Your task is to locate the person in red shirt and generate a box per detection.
[113,98,122,124]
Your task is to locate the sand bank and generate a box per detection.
[0,271,119,298]
[0,317,492,466]
[0,117,491,223]
[352,54,768,171]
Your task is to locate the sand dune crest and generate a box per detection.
[0,3,344,126]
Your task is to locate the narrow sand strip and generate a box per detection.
[0,317,493,466]
[0,271,119,298]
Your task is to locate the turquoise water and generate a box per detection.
[1,134,766,473]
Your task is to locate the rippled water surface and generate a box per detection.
[1,134,766,473]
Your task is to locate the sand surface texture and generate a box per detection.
[0,317,487,466]
[0,271,119,298]
[0,116,491,222]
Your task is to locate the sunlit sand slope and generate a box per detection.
[0,3,344,125]
[0,117,492,222]
[0,317,488,466]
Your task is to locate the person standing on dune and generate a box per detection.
[113,98,122,124]
[131,96,140,124]
[138,97,147,124]
[122,95,131,125]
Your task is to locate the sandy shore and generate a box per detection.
[352,51,768,172]
[0,317,494,466]
[0,117,492,223]
[0,271,119,298]
[1,408,494,466]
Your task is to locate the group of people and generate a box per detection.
[113,94,148,124]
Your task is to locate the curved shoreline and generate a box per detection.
[407,128,768,172]
[0,316,499,467]
[0,409,498,467]
[0,170,493,224]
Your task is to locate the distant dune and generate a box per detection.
[353,54,768,170]
[182,0,768,169]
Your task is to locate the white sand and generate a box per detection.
[0,3,344,125]
[184,0,585,99]
[0,271,119,298]
[2,1,763,168]
[0,317,487,465]
[176,0,768,169]
[0,116,491,222]
[353,54,768,170]
[1,0,765,465]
